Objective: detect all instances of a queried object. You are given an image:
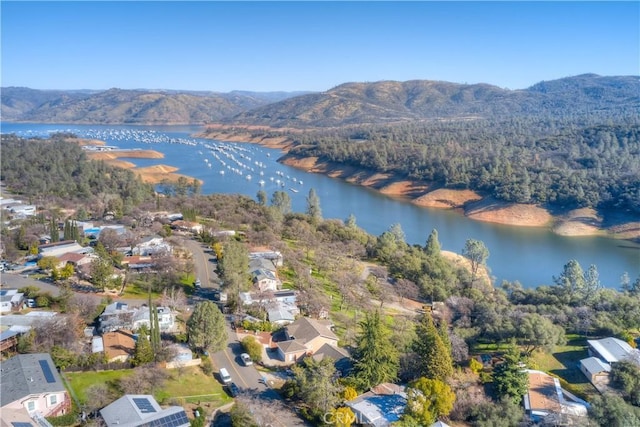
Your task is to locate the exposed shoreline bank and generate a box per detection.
[197,127,640,242]
[79,138,202,185]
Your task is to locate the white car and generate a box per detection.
[240,353,253,366]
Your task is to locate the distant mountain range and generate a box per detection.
[2,74,638,126]
[0,87,310,124]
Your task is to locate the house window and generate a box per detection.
[27,400,36,412]
[50,394,58,405]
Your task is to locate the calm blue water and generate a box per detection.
[2,122,639,289]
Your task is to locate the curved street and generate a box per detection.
[1,237,309,426]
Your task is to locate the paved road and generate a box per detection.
[182,240,309,426]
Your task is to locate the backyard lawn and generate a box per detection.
[65,366,231,409]
[530,334,599,400]
[155,366,232,406]
[65,370,133,404]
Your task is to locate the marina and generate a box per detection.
[2,123,638,289]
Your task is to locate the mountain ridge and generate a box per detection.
[2,74,638,126]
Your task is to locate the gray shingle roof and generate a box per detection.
[100,395,190,427]
[286,317,338,344]
[1,353,66,407]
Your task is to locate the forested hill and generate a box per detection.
[0,87,307,124]
[222,74,639,127]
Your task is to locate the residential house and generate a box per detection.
[99,302,176,333]
[252,268,280,292]
[309,343,352,375]
[121,255,155,271]
[346,383,407,427]
[249,248,283,267]
[586,337,640,365]
[579,357,611,385]
[267,304,298,326]
[55,252,93,270]
[132,306,176,332]
[276,340,309,363]
[132,236,172,256]
[249,257,277,273]
[579,336,640,389]
[1,353,71,420]
[102,330,136,362]
[0,288,25,313]
[523,370,589,422]
[38,240,84,258]
[100,394,190,427]
[276,317,340,362]
[171,220,203,234]
[0,329,24,353]
[99,302,134,333]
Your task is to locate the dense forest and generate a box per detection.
[285,116,640,212]
[0,133,154,212]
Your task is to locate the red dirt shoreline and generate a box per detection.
[195,126,639,242]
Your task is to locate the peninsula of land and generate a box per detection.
[73,138,201,185]
[196,127,640,242]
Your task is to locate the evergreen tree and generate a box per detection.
[352,310,399,391]
[256,189,267,206]
[292,357,342,417]
[424,229,441,257]
[49,218,59,242]
[187,301,227,354]
[412,314,453,381]
[133,325,154,366]
[270,190,291,215]
[493,341,529,405]
[149,299,161,359]
[305,188,322,222]
[345,213,357,228]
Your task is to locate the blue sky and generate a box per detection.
[1,1,638,92]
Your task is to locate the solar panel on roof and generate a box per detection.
[142,410,189,427]
[38,359,56,383]
[133,397,157,414]
[12,422,34,427]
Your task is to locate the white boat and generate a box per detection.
[289,188,299,193]
[258,180,265,186]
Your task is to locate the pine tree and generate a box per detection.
[352,310,399,391]
[493,341,529,404]
[133,325,154,366]
[187,301,227,354]
[149,303,161,359]
[305,188,322,223]
[424,229,441,257]
[412,314,453,382]
[49,218,59,242]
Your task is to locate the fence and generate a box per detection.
[63,361,133,372]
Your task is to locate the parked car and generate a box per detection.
[194,278,201,288]
[227,382,240,397]
[218,367,232,384]
[240,353,253,366]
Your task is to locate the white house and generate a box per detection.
[132,236,172,256]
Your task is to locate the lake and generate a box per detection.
[2,122,639,289]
